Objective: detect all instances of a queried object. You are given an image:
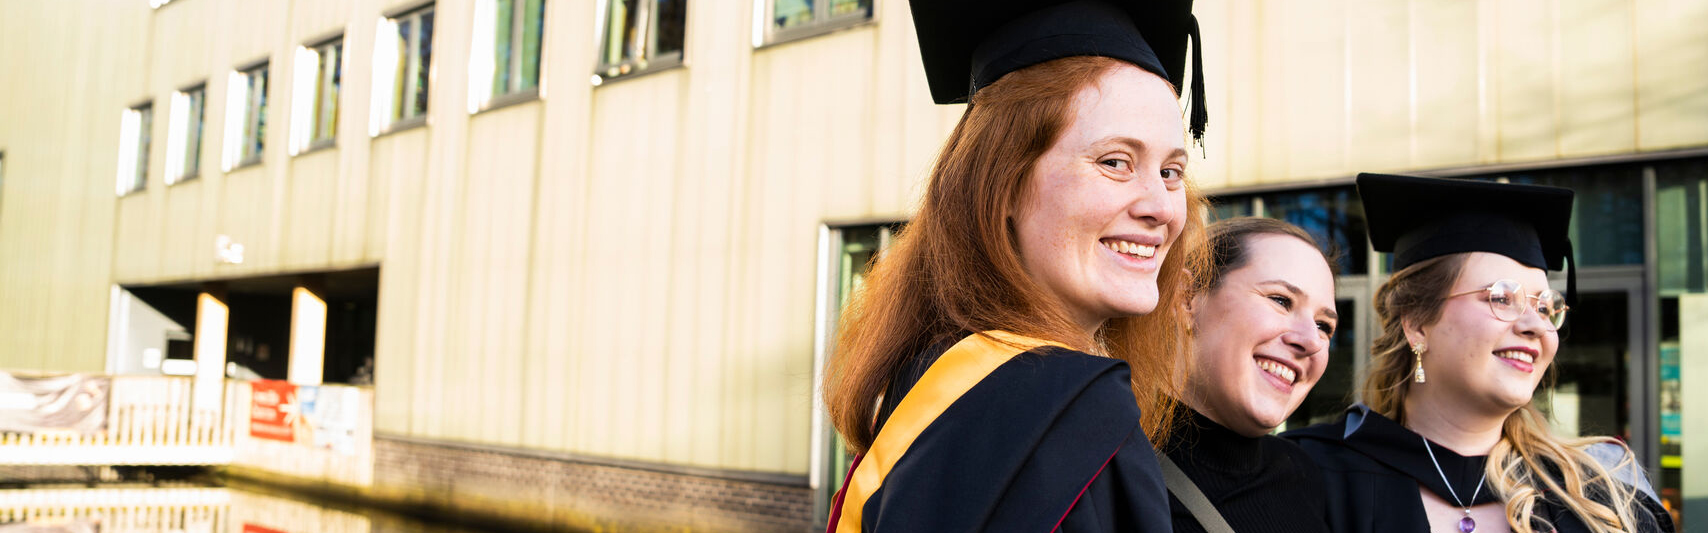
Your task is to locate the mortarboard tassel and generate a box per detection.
[1564,240,1577,307]
[1187,15,1208,152]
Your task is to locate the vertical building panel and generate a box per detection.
[1557,0,1636,157]
[1494,0,1559,161]
[285,152,339,269]
[1411,0,1482,168]
[1276,0,1347,179]
[1634,0,1708,150]
[1346,0,1412,172]
[1217,0,1263,187]
[371,129,429,435]
[526,0,600,452]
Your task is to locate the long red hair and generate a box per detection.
[823,56,1209,453]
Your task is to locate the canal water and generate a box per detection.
[0,482,544,533]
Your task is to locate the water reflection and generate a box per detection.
[0,486,512,533]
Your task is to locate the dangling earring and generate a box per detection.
[1411,342,1427,384]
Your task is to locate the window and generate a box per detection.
[812,222,902,522]
[1210,186,1370,276]
[468,0,543,111]
[291,37,343,154]
[224,62,269,169]
[372,4,434,134]
[757,0,872,46]
[595,0,685,82]
[1257,187,1368,276]
[116,103,152,195]
[166,84,205,183]
[1469,166,1646,266]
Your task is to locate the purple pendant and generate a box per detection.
[1457,516,1476,533]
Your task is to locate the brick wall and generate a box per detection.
[371,435,816,532]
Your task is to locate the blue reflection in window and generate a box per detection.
[1209,197,1252,222]
[1259,187,1367,275]
[1471,166,1644,267]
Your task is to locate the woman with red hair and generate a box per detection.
[822,0,1210,530]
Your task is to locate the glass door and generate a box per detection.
[811,222,900,525]
[1542,277,1642,443]
[1283,278,1370,430]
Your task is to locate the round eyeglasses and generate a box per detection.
[1447,279,1569,330]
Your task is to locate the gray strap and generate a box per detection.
[1157,452,1236,533]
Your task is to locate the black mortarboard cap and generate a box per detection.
[909,0,1208,144]
[1358,173,1578,304]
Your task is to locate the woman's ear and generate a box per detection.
[1182,288,1204,333]
[1401,316,1427,351]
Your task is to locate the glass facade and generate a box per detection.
[1655,158,1707,528]
[1469,165,1646,267]
[1257,187,1369,276]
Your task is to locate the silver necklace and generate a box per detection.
[1421,435,1488,533]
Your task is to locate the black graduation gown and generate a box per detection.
[825,331,1172,533]
[1285,405,1674,533]
[1162,408,1332,533]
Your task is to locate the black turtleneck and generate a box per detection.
[1163,408,1333,533]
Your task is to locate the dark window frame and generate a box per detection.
[594,0,685,83]
[380,3,435,133]
[120,100,153,196]
[757,0,874,48]
[173,82,207,183]
[234,59,271,169]
[481,0,545,107]
[306,34,346,151]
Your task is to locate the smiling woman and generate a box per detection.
[1161,217,1337,533]
[1014,65,1191,335]
[1288,174,1674,533]
[820,0,1209,530]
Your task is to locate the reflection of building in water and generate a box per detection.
[1,0,1706,530]
[0,487,390,533]
[0,488,226,533]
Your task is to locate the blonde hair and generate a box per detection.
[1362,254,1653,533]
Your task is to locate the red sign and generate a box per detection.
[249,379,298,442]
[244,524,288,533]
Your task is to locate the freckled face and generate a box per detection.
[1187,235,1338,437]
[1414,252,1560,415]
[1013,65,1190,333]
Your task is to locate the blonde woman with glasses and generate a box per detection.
[1287,174,1672,533]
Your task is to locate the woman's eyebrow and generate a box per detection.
[1092,136,1188,161]
[1257,279,1339,320]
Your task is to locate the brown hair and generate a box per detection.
[1197,216,1338,294]
[1362,254,1649,533]
[822,56,1210,454]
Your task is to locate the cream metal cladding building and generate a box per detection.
[1,0,1706,529]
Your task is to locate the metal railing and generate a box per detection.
[2,376,374,489]
[1,376,232,466]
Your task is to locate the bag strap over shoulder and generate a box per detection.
[1156,452,1236,533]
